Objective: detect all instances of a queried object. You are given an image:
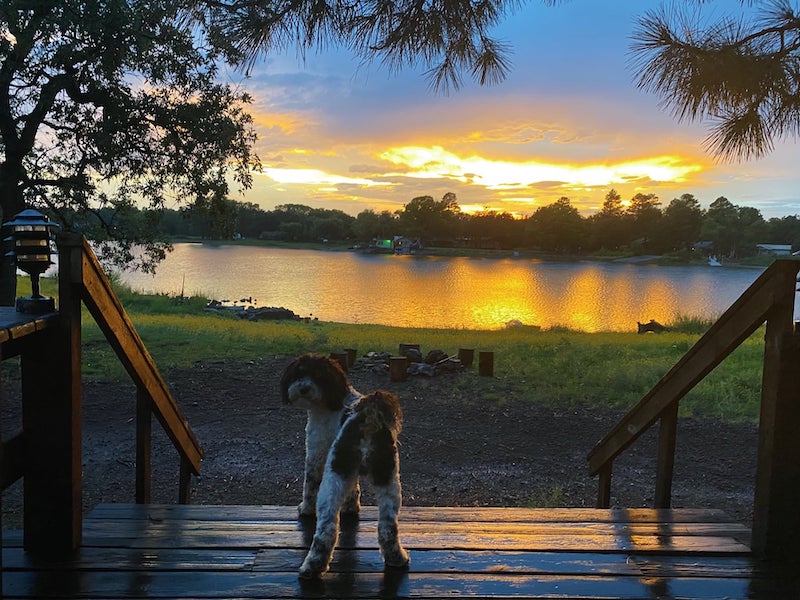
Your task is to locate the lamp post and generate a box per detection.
[3,208,59,314]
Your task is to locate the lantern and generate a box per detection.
[3,209,59,313]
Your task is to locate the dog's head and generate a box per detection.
[280,353,350,411]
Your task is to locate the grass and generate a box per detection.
[16,275,767,423]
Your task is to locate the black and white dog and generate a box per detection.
[280,353,410,578]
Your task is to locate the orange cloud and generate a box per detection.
[379,145,704,190]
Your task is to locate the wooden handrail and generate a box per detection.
[58,234,203,494]
[587,258,800,558]
[588,260,798,480]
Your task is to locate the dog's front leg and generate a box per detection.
[299,466,322,517]
[300,420,333,517]
[299,471,356,578]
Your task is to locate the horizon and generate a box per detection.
[218,1,799,221]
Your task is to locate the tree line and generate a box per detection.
[158,190,800,260]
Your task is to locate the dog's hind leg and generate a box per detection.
[341,481,361,516]
[374,473,410,569]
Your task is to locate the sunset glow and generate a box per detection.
[379,146,704,190]
[261,167,391,188]
[240,1,798,218]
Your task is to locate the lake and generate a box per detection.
[117,244,772,332]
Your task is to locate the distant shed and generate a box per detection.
[756,244,792,256]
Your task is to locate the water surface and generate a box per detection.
[120,244,767,332]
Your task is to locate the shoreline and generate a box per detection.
[168,236,772,269]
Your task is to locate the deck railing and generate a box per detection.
[0,233,202,553]
[587,257,800,559]
[58,233,203,503]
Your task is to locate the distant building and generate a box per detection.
[756,244,792,256]
[365,236,422,254]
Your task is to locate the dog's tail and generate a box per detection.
[354,390,403,437]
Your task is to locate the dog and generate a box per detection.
[637,319,667,334]
[280,354,410,578]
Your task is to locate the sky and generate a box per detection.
[222,0,800,220]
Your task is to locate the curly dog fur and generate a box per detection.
[280,354,409,578]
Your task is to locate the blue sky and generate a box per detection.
[224,0,799,219]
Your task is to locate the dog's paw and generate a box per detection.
[384,547,410,570]
[298,556,327,579]
[341,501,360,516]
[297,502,316,518]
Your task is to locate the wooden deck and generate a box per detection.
[4,504,798,599]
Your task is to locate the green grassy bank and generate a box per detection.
[18,276,765,423]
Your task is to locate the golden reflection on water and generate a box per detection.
[120,245,764,332]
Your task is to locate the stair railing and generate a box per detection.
[587,257,800,558]
[58,233,203,503]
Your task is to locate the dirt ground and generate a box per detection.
[1,354,759,530]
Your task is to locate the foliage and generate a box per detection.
[630,0,800,160]
[397,194,461,241]
[701,196,769,258]
[194,0,561,93]
[158,190,800,260]
[353,209,398,241]
[0,0,259,303]
[525,197,586,253]
[662,194,703,250]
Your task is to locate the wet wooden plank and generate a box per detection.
[2,547,258,571]
[86,503,734,524]
[2,571,763,599]
[72,520,751,554]
[73,522,749,553]
[4,546,756,579]
[77,532,751,554]
[79,517,750,538]
[0,309,59,358]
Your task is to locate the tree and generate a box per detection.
[589,188,632,250]
[309,210,355,241]
[766,215,800,250]
[662,193,704,251]
[196,0,561,93]
[188,194,241,240]
[735,205,768,256]
[0,1,258,304]
[626,192,662,252]
[460,210,525,249]
[525,197,586,253]
[354,209,397,241]
[398,193,461,241]
[702,196,743,258]
[630,1,800,160]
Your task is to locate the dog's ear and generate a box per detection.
[320,358,349,411]
[279,357,300,404]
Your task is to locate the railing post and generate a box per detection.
[596,463,612,508]
[1,343,4,584]
[22,233,84,553]
[654,402,679,508]
[752,304,800,561]
[179,457,192,504]
[136,388,152,504]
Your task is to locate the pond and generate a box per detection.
[119,244,768,332]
